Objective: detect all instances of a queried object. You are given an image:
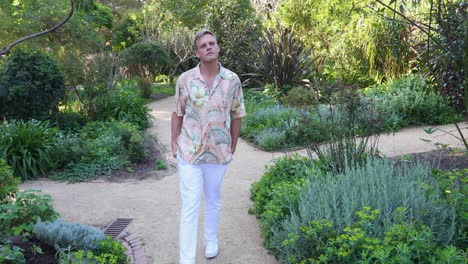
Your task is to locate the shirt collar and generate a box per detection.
[192,63,227,80]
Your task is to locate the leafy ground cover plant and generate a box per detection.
[280,207,465,264]
[0,191,59,237]
[265,158,462,263]
[362,74,463,130]
[432,168,467,249]
[58,236,129,264]
[241,90,327,150]
[242,75,463,152]
[249,155,323,249]
[52,120,150,182]
[0,120,58,181]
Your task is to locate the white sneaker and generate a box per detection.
[205,241,219,259]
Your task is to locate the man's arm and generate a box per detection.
[230,118,242,154]
[171,112,183,158]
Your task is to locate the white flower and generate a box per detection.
[192,86,208,107]
[189,135,202,155]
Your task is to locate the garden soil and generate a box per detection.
[20,96,468,264]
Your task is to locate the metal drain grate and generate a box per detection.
[104,218,133,238]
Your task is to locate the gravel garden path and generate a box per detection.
[20,96,467,264]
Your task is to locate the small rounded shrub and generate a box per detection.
[281,86,316,108]
[33,218,106,251]
[0,49,66,120]
[119,42,169,80]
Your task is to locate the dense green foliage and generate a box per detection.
[33,218,106,250]
[92,90,151,130]
[255,25,316,91]
[58,236,129,264]
[119,42,169,80]
[0,191,59,236]
[52,120,149,182]
[251,158,465,263]
[425,1,467,112]
[276,0,414,85]
[241,90,327,151]
[0,160,19,202]
[0,120,58,181]
[0,49,66,120]
[204,0,262,76]
[242,75,462,152]
[0,244,25,263]
[363,75,462,130]
[432,168,467,248]
[249,155,320,250]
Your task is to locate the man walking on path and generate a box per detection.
[171,29,246,264]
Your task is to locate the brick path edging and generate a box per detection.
[121,233,147,264]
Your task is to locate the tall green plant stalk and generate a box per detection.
[308,84,382,173]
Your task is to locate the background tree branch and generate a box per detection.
[0,0,74,56]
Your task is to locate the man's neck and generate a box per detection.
[200,61,219,78]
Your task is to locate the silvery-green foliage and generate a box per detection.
[272,158,458,260]
[33,218,106,251]
[254,128,286,151]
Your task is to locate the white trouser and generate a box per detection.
[178,159,227,264]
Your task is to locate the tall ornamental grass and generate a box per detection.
[0,120,58,181]
[271,159,458,261]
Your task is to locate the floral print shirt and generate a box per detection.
[174,64,246,164]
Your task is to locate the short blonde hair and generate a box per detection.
[193,29,217,50]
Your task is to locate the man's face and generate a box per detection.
[195,34,220,63]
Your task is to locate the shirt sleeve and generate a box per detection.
[174,74,187,116]
[230,77,246,119]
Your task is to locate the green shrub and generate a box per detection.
[93,91,151,130]
[0,49,66,120]
[271,159,459,262]
[254,128,286,151]
[55,111,88,132]
[432,168,467,248]
[53,132,86,169]
[204,0,262,77]
[79,120,149,163]
[60,236,129,264]
[0,159,19,202]
[250,155,319,217]
[52,120,149,182]
[363,75,462,129]
[0,244,25,264]
[255,25,315,91]
[119,42,169,81]
[33,218,106,251]
[242,104,314,150]
[0,191,59,236]
[91,236,129,264]
[259,179,305,250]
[0,120,58,181]
[281,87,316,108]
[280,207,466,263]
[155,160,167,170]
